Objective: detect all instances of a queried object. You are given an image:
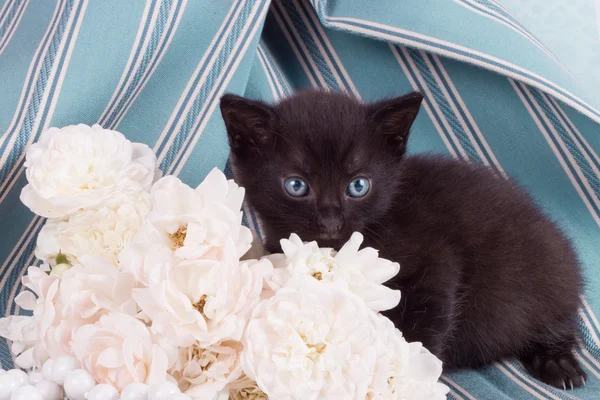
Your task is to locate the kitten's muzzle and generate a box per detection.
[317,214,343,237]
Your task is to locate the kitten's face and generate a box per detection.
[220,90,422,252]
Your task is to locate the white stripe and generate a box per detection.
[495,362,554,400]
[389,44,460,160]
[510,79,600,228]
[256,46,281,101]
[97,0,155,125]
[257,44,285,99]
[321,16,600,124]
[453,0,571,76]
[546,95,600,169]
[579,309,600,348]
[258,43,292,96]
[154,0,246,159]
[0,217,43,312]
[292,0,360,99]
[398,45,470,160]
[0,0,66,148]
[112,0,188,129]
[0,0,12,28]
[422,51,492,167]
[582,298,600,340]
[301,0,359,98]
[431,53,507,176]
[519,83,600,216]
[576,337,600,373]
[170,0,270,176]
[447,389,464,400]
[504,361,575,400]
[270,3,317,88]
[0,0,29,56]
[0,0,88,205]
[442,376,477,400]
[273,1,325,88]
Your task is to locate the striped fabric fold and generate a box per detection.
[1,1,598,398]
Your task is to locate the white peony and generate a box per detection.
[119,169,253,287]
[72,312,172,391]
[369,315,448,400]
[35,192,151,265]
[266,232,401,312]
[227,374,268,400]
[133,243,272,348]
[170,340,243,397]
[20,124,157,219]
[241,277,381,400]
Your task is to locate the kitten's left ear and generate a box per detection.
[368,92,423,155]
[220,94,275,156]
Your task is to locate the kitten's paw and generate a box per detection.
[520,347,587,390]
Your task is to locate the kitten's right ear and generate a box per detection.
[220,94,275,155]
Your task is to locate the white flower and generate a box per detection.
[72,312,172,391]
[134,244,272,347]
[20,124,157,218]
[228,374,268,400]
[0,315,39,369]
[241,277,380,400]
[170,341,243,397]
[369,315,448,400]
[119,169,252,287]
[36,192,151,265]
[266,232,401,312]
[9,256,138,363]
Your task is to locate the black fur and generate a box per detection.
[220,90,586,389]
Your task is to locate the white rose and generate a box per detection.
[72,312,172,391]
[133,243,272,347]
[170,340,243,397]
[369,315,448,400]
[241,277,380,400]
[21,124,157,218]
[119,169,252,287]
[227,374,268,400]
[36,192,151,265]
[266,232,401,312]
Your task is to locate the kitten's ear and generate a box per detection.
[220,94,275,155]
[368,92,423,154]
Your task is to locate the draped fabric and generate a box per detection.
[1,1,599,398]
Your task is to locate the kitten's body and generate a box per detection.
[220,90,586,389]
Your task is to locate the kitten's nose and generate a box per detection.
[317,214,343,235]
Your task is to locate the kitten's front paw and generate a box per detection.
[521,347,586,390]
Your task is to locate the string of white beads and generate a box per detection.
[0,360,192,400]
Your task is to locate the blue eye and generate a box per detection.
[347,177,370,198]
[284,177,309,197]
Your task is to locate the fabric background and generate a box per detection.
[0,1,599,399]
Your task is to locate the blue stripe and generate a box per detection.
[164,0,270,173]
[324,17,600,121]
[280,0,340,90]
[154,0,244,157]
[260,45,292,96]
[0,0,27,51]
[0,0,83,201]
[110,0,185,128]
[99,0,159,127]
[394,45,466,159]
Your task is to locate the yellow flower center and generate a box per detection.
[193,294,208,319]
[169,226,187,249]
[311,271,323,280]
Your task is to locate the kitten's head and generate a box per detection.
[220,90,422,252]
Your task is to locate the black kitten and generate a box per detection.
[220,90,586,389]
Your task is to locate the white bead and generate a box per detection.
[63,369,95,400]
[41,360,53,381]
[86,384,119,400]
[50,356,79,386]
[9,385,43,400]
[34,381,63,400]
[0,373,20,400]
[6,370,28,387]
[166,394,190,400]
[148,382,180,400]
[121,382,150,400]
[28,371,43,385]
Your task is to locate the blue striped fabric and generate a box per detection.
[1,1,599,398]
